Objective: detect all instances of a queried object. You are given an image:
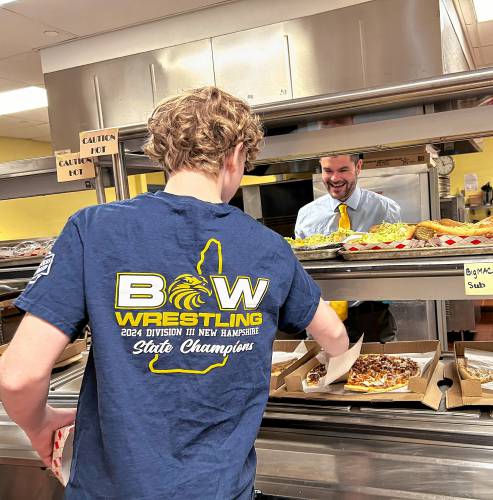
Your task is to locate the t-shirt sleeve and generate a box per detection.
[15,217,88,341]
[278,254,321,334]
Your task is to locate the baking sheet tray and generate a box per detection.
[0,256,44,268]
[290,242,342,251]
[340,245,493,261]
[294,248,340,261]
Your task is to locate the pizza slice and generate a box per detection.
[457,358,493,384]
[271,358,298,376]
[344,354,419,393]
[306,363,327,387]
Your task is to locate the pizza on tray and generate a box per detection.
[457,358,493,384]
[344,354,420,393]
[271,358,298,376]
[306,363,327,386]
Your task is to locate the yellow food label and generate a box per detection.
[464,263,493,295]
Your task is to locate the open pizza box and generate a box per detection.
[276,340,442,410]
[270,340,319,390]
[445,341,493,408]
[54,338,87,368]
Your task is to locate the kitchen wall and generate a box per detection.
[0,177,148,241]
[451,137,493,195]
[0,137,52,162]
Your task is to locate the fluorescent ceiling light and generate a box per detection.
[0,86,48,116]
[0,1,16,5]
[473,0,493,22]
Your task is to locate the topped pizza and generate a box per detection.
[457,358,493,384]
[271,358,298,377]
[306,363,327,387]
[344,354,419,393]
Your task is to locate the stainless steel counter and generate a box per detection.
[1,353,493,499]
[3,398,493,499]
[256,420,493,499]
[255,400,493,498]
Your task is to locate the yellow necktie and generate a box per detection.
[328,301,348,321]
[338,204,351,231]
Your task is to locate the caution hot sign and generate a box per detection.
[56,152,96,183]
[79,127,119,158]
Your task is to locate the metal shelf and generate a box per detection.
[0,154,160,180]
[304,255,493,300]
[2,253,492,300]
[0,154,162,201]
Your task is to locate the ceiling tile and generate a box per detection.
[0,117,41,135]
[1,122,50,139]
[473,46,484,67]
[0,115,33,126]
[31,133,52,143]
[466,23,480,48]
[458,0,476,25]
[6,0,230,37]
[478,45,493,66]
[0,77,26,92]
[0,8,75,60]
[6,107,49,123]
[0,52,45,86]
[477,20,493,46]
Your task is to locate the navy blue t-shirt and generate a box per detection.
[16,191,320,500]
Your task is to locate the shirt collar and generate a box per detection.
[330,185,362,212]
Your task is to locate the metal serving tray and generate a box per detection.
[340,245,493,261]
[294,247,340,261]
[0,256,44,268]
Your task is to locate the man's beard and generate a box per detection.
[326,178,357,201]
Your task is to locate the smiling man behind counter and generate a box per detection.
[295,154,401,237]
[295,153,402,343]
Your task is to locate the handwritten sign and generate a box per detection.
[464,262,493,295]
[79,127,118,158]
[56,153,95,183]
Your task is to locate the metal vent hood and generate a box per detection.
[43,0,476,153]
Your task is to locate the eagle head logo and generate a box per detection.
[168,274,212,310]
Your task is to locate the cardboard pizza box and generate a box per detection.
[56,339,86,364]
[446,342,493,407]
[269,383,289,398]
[444,360,470,409]
[280,340,442,410]
[270,340,319,391]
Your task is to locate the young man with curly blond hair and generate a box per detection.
[0,87,348,499]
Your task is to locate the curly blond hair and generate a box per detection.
[144,86,263,176]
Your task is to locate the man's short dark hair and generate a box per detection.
[321,153,362,165]
[349,153,362,164]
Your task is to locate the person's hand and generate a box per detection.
[24,406,76,467]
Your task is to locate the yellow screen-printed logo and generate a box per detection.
[115,238,268,375]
